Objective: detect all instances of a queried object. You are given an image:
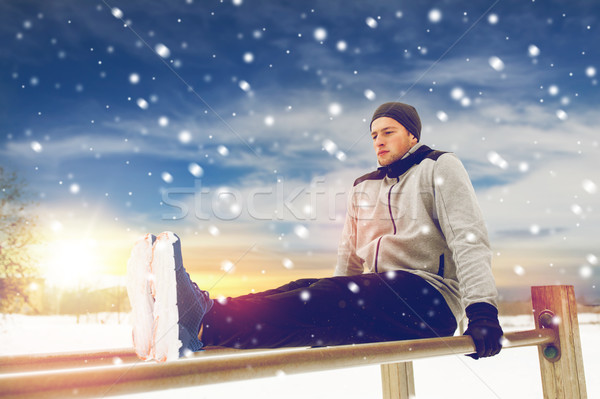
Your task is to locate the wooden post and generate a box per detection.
[531,285,587,399]
[381,362,415,399]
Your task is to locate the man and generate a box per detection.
[127,102,503,362]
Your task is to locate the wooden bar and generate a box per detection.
[381,361,414,399]
[531,285,587,399]
[0,348,137,373]
[0,329,554,399]
[0,346,250,373]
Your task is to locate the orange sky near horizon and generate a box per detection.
[33,220,596,304]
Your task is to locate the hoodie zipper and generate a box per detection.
[374,178,399,273]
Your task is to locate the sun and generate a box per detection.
[40,238,103,288]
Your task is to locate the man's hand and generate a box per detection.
[463,302,503,359]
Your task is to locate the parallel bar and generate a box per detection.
[0,329,554,399]
[0,346,246,373]
[0,348,137,373]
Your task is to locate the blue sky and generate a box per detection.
[1,0,599,301]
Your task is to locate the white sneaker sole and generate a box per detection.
[126,234,155,361]
[151,231,182,362]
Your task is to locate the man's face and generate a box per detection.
[371,117,418,166]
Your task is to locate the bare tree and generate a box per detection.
[0,167,40,313]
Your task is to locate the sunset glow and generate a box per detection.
[39,239,103,288]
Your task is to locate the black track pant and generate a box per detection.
[201,271,457,349]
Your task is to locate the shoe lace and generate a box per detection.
[190,277,210,298]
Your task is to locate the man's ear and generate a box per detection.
[410,133,418,144]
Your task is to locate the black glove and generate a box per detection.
[463,302,503,359]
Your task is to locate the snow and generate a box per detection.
[111,7,124,19]
[161,171,173,183]
[487,151,509,170]
[556,109,569,121]
[188,162,204,178]
[129,73,140,84]
[30,140,43,153]
[313,28,327,42]
[238,80,251,92]
[282,258,294,269]
[217,145,230,156]
[1,313,598,398]
[489,56,505,72]
[293,224,310,239]
[243,52,254,63]
[582,178,597,194]
[436,111,448,122]
[328,102,342,116]
[264,115,275,126]
[322,139,338,155]
[136,98,149,109]
[158,116,169,127]
[154,43,171,59]
[364,89,376,101]
[528,44,540,57]
[178,130,192,144]
[365,17,378,29]
[428,9,442,24]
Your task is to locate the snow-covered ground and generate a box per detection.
[1,313,598,398]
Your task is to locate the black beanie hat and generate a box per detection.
[370,102,422,142]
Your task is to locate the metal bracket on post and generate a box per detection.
[538,310,561,362]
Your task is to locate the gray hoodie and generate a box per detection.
[335,143,499,323]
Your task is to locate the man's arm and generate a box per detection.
[433,154,503,358]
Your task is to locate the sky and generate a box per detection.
[1,0,599,302]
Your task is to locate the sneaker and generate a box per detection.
[126,233,156,361]
[151,231,214,361]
